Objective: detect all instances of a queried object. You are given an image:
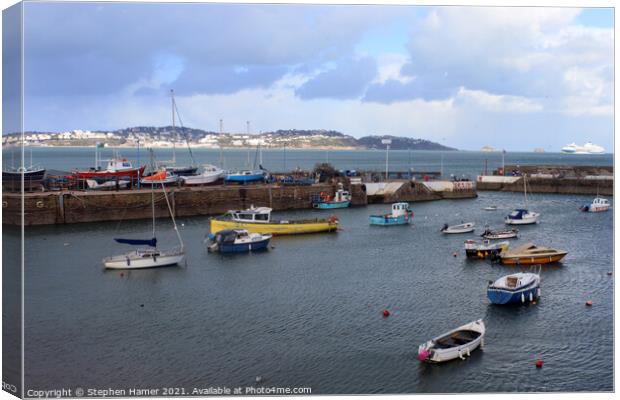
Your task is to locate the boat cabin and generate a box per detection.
[226,207,272,223]
[106,158,133,172]
[214,229,248,244]
[507,209,529,219]
[391,202,411,217]
[593,198,609,206]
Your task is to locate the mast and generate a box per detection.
[151,181,156,239]
[160,181,184,250]
[246,121,250,169]
[171,89,176,165]
[523,174,528,209]
[219,119,224,168]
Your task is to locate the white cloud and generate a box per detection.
[455,87,543,113]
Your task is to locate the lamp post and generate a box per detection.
[382,138,391,181]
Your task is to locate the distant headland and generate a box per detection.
[2,127,456,151]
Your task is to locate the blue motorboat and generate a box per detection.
[207,229,271,253]
[487,272,540,305]
[225,170,266,184]
[369,202,413,226]
[313,184,351,209]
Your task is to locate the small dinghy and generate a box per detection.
[418,319,485,363]
[464,239,509,259]
[487,271,541,305]
[483,205,498,211]
[480,228,519,240]
[441,222,475,234]
[207,229,271,253]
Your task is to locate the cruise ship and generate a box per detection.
[561,142,605,154]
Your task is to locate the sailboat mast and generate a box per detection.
[160,182,184,249]
[219,119,224,168]
[151,183,156,239]
[524,174,528,208]
[171,89,176,165]
[246,121,250,168]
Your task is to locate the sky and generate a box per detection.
[4,2,615,151]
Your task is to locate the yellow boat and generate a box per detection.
[210,206,339,235]
[500,242,568,266]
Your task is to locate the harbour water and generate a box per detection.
[8,186,613,393]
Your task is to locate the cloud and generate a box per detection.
[454,87,543,113]
[295,57,377,100]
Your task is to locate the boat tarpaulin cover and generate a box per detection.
[114,237,157,247]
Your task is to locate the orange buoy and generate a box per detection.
[382,309,390,317]
[586,300,593,307]
[535,360,543,368]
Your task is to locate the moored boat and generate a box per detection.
[480,228,519,240]
[506,175,539,225]
[418,319,486,363]
[464,239,509,259]
[500,243,567,266]
[441,222,475,234]
[210,206,339,235]
[140,169,180,186]
[483,205,498,211]
[369,202,413,226]
[180,164,224,185]
[86,179,130,190]
[487,272,541,305]
[580,197,610,213]
[313,184,351,209]
[74,158,145,180]
[2,166,46,190]
[225,170,266,184]
[207,229,271,253]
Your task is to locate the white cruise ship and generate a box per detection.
[561,142,605,154]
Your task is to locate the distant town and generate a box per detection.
[2,127,456,151]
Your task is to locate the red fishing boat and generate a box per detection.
[74,158,145,179]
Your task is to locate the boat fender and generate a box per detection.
[537,288,541,297]
[153,255,157,262]
[126,257,130,266]
[466,348,470,357]
[480,338,485,348]
[521,293,525,303]
[529,292,533,302]
[458,349,465,360]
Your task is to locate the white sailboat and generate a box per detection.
[103,181,185,269]
[505,174,539,225]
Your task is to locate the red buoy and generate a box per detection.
[453,252,458,258]
[586,300,593,307]
[535,360,543,368]
[607,272,613,276]
[382,309,390,317]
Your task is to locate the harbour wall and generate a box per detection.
[2,180,477,226]
[476,176,613,195]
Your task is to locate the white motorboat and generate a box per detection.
[418,319,486,363]
[505,175,539,225]
[181,164,224,185]
[580,197,610,213]
[487,272,541,305]
[441,222,475,234]
[480,228,519,240]
[103,169,185,270]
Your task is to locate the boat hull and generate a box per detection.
[500,253,567,265]
[167,166,198,176]
[218,238,270,253]
[505,217,538,225]
[487,284,540,305]
[75,166,145,179]
[369,214,411,226]
[224,174,265,183]
[418,319,485,363]
[181,173,223,185]
[313,201,351,209]
[210,219,338,235]
[103,252,184,269]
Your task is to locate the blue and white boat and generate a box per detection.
[225,170,266,184]
[487,272,541,305]
[313,184,351,209]
[369,202,413,226]
[207,229,271,253]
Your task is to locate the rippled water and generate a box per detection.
[14,190,612,394]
